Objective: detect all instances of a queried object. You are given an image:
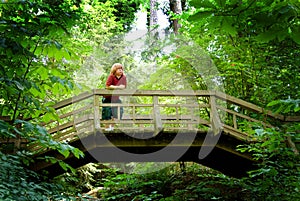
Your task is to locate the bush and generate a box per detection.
[0,151,81,201]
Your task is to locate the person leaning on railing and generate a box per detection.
[102,63,127,131]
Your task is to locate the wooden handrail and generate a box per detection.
[49,89,299,122]
[93,89,213,97]
[214,91,285,120]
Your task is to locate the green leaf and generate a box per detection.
[36,66,49,80]
[215,0,224,7]
[188,11,213,22]
[54,41,63,50]
[29,87,45,99]
[283,104,293,113]
[58,144,70,158]
[189,0,215,9]
[42,112,55,123]
[36,125,48,135]
[291,26,300,45]
[72,148,84,159]
[39,17,50,23]
[255,30,277,43]
[13,80,24,90]
[267,100,282,107]
[277,30,287,42]
[222,17,237,36]
[58,161,75,173]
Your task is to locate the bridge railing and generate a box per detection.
[94,89,212,132]
[2,89,299,154]
[213,92,278,130]
[25,89,300,153]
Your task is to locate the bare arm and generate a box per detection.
[106,84,126,90]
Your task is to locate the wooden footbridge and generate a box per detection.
[2,89,299,177]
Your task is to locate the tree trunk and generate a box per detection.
[150,0,158,28]
[170,0,182,34]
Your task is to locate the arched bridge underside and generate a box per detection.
[3,90,299,178]
[32,129,255,178]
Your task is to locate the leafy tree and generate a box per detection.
[0,0,83,121]
[184,0,300,106]
[0,0,140,198]
[98,0,142,31]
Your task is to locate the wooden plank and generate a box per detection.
[48,121,74,134]
[159,103,209,108]
[48,115,92,134]
[222,125,250,141]
[0,116,12,121]
[100,103,209,108]
[93,89,213,97]
[109,118,208,125]
[53,91,94,110]
[217,105,273,128]
[214,91,285,120]
[0,138,28,143]
[52,127,77,140]
[59,104,93,119]
[101,103,152,107]
[122,114,204,120]
[105,120,154,124]
[284,116,300,122]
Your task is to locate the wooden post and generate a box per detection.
[153,96,163,136]
[187,97,195,130]
[233,114,237,129]
[210,95,222,135]
[94,94,101,131]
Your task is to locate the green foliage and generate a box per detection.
[267,99,300,114]
[98,0,142,31]
[97,163,252,201]
[94,158,299,200]
[183,0,300,105]
[237,126,300,200]
[0,2,142,197]
[0,0,82,121]
[0,151,84,201]
[100,165,170,200]
[54,163,103,194]
[189,0,300,43]
[0,0,299,200]
[0,118,84,172]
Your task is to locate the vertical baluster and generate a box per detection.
[153,95,163,136]
[210,95,222,135]
[187,97,194,130]
[94,94,101,130]
[133,105,136,121]
[233,114,237,129]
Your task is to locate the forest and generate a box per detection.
[0,0,300,200]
